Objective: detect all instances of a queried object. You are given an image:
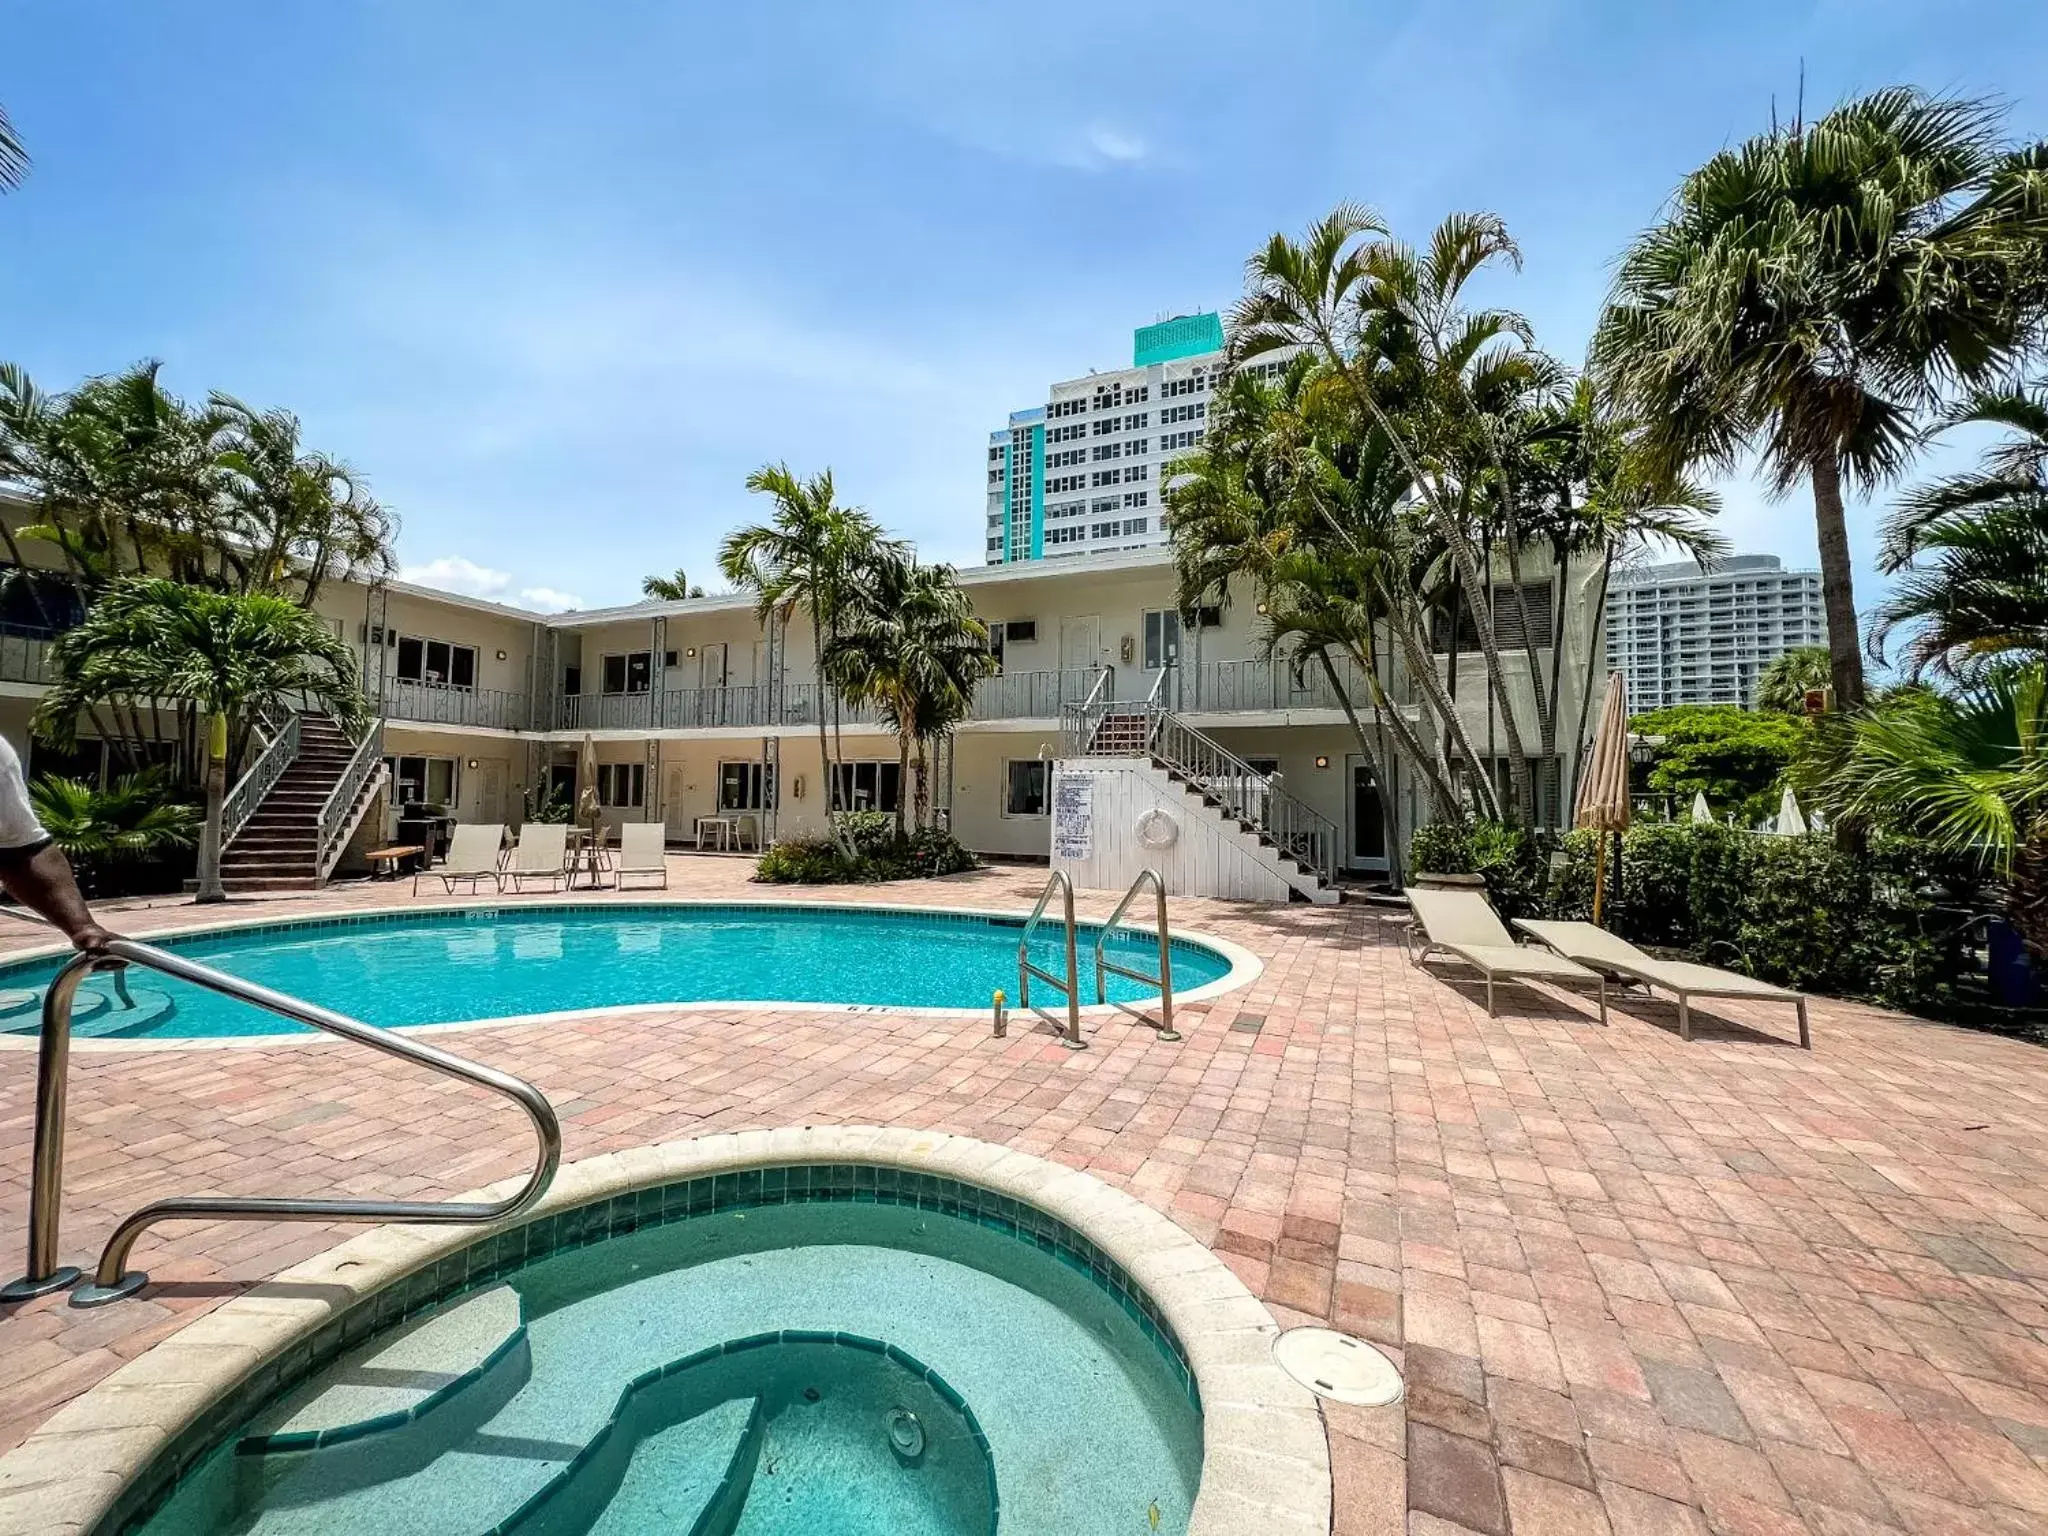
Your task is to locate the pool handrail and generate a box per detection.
[0,932,562,1309]
[1092,868,1179,1041]
[1017,869,1084,1049]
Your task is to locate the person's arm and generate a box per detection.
[0,841,116,953]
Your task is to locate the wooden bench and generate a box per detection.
[366,844,425,880]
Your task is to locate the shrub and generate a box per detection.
[755,820,978,884]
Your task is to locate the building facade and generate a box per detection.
[1605,555,1825,711]
[985,313,1291,566]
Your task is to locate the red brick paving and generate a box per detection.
[3,857,2048,1535]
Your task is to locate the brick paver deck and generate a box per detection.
[4,857,2047,1535]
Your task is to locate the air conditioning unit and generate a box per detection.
[1004,620,1037,644]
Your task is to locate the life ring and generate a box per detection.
[1135,808,1179,850]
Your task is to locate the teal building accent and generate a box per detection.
[1132,312,1224,367]
[1028,421,1044,559]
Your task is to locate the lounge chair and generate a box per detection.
[1514,920,1809,1048]
[506,823,569,893]
[1404,887,1605,1020]
[416,822,506,896]
[616,821,668,890]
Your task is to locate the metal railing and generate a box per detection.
[1,935,561,1307]
[1017,869,1083,1049]
[1165,654,1375,714]
[1093,867,1179,1040]
[221,709,301,849]
[316,723,386,882]
[969,667,1109,722]
[1148,708,1340,887]
[660,683,773,730]
[1059,666,1116,757]
[386,681,532,732]
[559,692,654,731]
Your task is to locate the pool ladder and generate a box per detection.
[1016,868,1179,1049]
[0,930,561,1308]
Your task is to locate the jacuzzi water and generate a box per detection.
[0,904,1235,1041]
[130,1186,1204,1535]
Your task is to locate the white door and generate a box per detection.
[700,643,728,689]
[1346,754,1389,873]
[664,766,690,838]
[1059,615,1099,676]
[478,762,506,823]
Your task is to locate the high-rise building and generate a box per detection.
[1605,554,1826,710]
[985,312,1291,565]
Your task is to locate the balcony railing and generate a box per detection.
[1156,655,1378,714]
[385,680,532,731]
[968,667,1108,721]
[0,635,55,687]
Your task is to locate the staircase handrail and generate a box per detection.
[222,708,301,849]
[317,720,387,881]
[1059,664,1115,757]
[1149,707,1340,885]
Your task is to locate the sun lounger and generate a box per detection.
[416,822,506,896]
[616,821,668,890]
[1404,887,1605,1020]
[1514,920,1809,1047]
[506,823,569,893]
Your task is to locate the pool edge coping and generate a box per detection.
[0,1128,1332,1536]
[0,897,1263,1052]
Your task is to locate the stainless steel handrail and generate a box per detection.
[1016,869,1083,1049]
[1092,867,1179,1041]
[3,936,561,1308]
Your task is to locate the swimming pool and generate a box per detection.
[125,1160,1205,1535]
[0,904,1246,1042]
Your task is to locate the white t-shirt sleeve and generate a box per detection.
[0,734,49,851]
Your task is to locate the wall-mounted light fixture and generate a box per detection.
[686,647,697,658]
[1256,602,1268,616]
[467,758,480,770]
[495,650,507,661]
[1314,755,1330,769]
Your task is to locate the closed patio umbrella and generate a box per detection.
[1773,786,1807,837]
[1691,790,1713,825]
[1575,671,1631,925]
[577,734,602,841]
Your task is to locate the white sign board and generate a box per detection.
[1052,775,1094,860]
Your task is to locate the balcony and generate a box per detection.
[1160,656,1377,714]
[968,668,1107,721]
[385,680,533,731]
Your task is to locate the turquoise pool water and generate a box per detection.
[0,904,1234,1041]
[130,1177,1204,1535]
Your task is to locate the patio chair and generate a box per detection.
[616,821,669,890]
[506,823,570,893]
[416,822,506,896]
[1514,920,1809,1048]
[1404,887,1605,1020]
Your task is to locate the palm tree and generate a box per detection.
[719,466,892,825]
[826,553,995,833]
[1594,88,2048,712]
[642,568,706,601]
[1755,646,1835,713]
[208,394,396,606]
[29,769,201,895]
[0,101,27,192]
[36,579,366,902]
[1872,383,2048,681]
[1799,664,2048,960]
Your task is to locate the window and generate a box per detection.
[1162,402,1207,425]
[395,636,477,689]
[1091,469,1122,487]
[1091,442,1122,461]
[1127,385,1149,403]
[1125,461,1150,480]
[1046,474,1086,494]
[1047,526,1087,545]
[1193,604,1223,628]
[1048,448,1085,468]
[601,651,653,694]
[1431,580,1556,652]
[1126,439,1149,456]
[717,760,778,811]
[1122,491,1149,508]
[1047,499,1086,520]
[987,445,1004,463]
[1143,609,1182,670]
[1092,417,1120,437]
[1122,517,1148,535]
[1092,521,1119,539]
[1004,760,1049,817]
[831,760,901,812]
[595,762,645,807]
[386,755,458,807]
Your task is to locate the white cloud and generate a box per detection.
[399,556,511,598]
[1082,123,1148,166]
[519,586,584,612]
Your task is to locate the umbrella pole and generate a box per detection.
[1592,829,1607,926]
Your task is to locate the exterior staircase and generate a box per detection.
[1070,699,1341,905]
[219,714,380,893]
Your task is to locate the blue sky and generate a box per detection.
[3,1,2045,613]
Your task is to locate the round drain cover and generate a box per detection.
[1273,1327,1403,1406]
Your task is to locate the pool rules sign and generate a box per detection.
[1052,775,1094,860]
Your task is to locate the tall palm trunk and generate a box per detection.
[195,710,228,903]
[2012,824,2048,965]
[1810,452,1867,712]
[810,609,835,824]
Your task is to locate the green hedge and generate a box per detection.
[757,811,978,885]
[1408,819,1978,1017]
